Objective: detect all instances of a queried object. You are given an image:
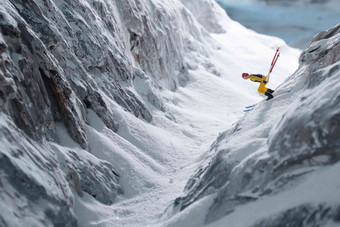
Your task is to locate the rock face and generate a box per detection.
[0,0,213,226]
[173,24,340,226]
[180,0,227,34]
[0,116,122,226]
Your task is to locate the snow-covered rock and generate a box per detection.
[0,113,123,226]
[0,0,212,225]
[172,23,340,226]
[180,0,227,34]
[0,0,302,226]
[0,0,213,151]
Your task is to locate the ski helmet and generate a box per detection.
[242,73,249,79]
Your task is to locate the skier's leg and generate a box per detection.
[258,83,266,95]
[259,84,274,100]
[267,88,274,94]
[265,91,273,100]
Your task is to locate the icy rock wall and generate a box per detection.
[0,0,214,226]
[0,0,211,150]
[179,0,227,34]
[173,24,340,226]
[0,115,123,226]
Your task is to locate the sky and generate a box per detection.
[216,0,340,49]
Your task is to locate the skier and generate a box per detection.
[242,48,280,101]
[242,73,274,100]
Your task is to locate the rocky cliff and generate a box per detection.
[2,0,334,226]
[0,0,221,226]
[173,23,340,226]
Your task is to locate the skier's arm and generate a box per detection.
[248,74,264,83]
[265,75,270,83]
[263,75,269,84]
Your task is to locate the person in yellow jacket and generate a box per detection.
[242,73,274,100]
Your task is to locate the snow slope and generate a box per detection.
[171,24,340,226]
[73,3,300,226]
[0,0,300,226]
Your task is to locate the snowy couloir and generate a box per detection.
[2,0,334,226]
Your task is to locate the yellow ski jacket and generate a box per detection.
[248,74,269,95]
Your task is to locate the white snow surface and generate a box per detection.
[167,24,340,226]
[0,0,302,226]
[72,2,299,227]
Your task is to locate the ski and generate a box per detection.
[244,104,256,112]
[245,105,255,109]
[243,89,291,112]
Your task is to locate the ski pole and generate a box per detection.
[269,52,280,74]
[266,48,280,82]
[270,48,279,68]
